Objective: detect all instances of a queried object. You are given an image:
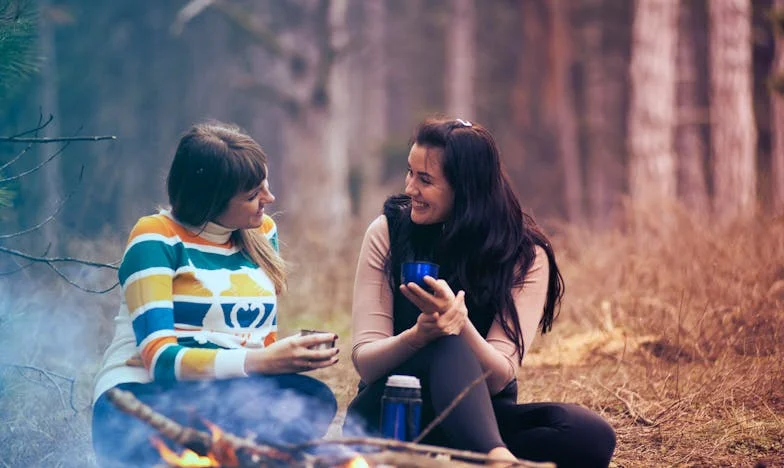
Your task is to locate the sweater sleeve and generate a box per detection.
[351,216,422,383]
[119,216,247,382]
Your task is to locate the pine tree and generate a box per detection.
[0,1,39,104]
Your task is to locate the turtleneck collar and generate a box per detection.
[162,210,235,244]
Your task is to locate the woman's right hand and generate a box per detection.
[408,290,468,348]
[244,333,339,374]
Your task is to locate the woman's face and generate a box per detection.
[405,144,454,225]
[214,176,275,230]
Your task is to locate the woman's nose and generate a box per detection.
[404,178,416,196]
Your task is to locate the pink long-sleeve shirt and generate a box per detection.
[350,215,550,395]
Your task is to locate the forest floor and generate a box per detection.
[1,209,782,467]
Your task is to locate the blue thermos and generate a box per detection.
[380,375,422,441]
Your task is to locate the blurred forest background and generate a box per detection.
[1,0,783,467]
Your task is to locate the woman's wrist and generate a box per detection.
[403,324,428,350]
[244,349,269,374]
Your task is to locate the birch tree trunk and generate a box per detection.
[708,0,757,221]
[628,0,678,211]
[446,0,476,118]
[675,0,710,215]
[548,0,584,225]
[770,0,784,215]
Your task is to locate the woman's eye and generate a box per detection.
[247,192,259,201]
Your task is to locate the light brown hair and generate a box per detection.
[166,121,286,293]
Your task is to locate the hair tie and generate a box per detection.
[455,119,472,127]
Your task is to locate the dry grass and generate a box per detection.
[1,209,782,466]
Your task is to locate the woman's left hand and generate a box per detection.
[400,277,468,336]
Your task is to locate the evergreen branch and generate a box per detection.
[0,135,117,143]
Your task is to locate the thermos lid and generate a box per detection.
[386,375,421,389]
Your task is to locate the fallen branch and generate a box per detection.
[107,387,553,467]
[597,381,655,426]
[296,438,553,468]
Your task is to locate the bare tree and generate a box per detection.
[708,0,757,221]
[628,0,678,212]
[177,0,352,243]
[771,0,784,215]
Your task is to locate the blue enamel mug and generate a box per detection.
[400,261,439,288]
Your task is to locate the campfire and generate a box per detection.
[107,388,553,468]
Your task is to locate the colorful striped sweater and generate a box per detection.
[93,211,279,402]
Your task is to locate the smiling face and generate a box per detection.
[214,176,275,230]
[405,144,454,225]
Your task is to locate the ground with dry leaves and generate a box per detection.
[1,210,782,467]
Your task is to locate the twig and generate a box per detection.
[0,245,119,269]
[294,438,553,467]
[6,114,55,139]
[0,140,70,183]
[413,369,492,443]
[0,135,117,143]
[0,261,34,275]
[0,363,79,414]
[171,0,217,35]
[0,142,33,172]
[47,262,120,294]
[0,191,72,239]
[596,381,655,426]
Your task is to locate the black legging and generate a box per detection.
[92,374,337,468]
[345,335,616,468]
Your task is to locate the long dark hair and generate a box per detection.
[385,118,563,363]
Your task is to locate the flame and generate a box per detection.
[151,419,237,468]
[151,437,219,467]
[343,455,371,468]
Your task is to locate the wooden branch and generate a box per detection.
[6,114,54,139]
[213,2,284,57]
[0,245,119,269]
[293,438,554,467]
[106,388,300,465]
[171,0,218,35]
[0,190,71,239]
[597,381,655,426]
[0,140,70,183]
[414,369,492,443]
[0,363,79,413]
[0,135,117,143]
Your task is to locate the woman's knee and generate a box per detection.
[559,404,616,466]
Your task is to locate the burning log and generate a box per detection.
[106,388,298,466]
[107,387,554,468]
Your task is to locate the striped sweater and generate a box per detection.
[93,211,279,401]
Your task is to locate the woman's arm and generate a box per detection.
[351,216,424,384]
[461,245,550,394]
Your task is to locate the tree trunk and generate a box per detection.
[675,0,710,215]
[357,0,390,220]
[771,0,784,215]
[446,0,476,118]
[628,0,678,210]
[578,0,629,230]
[37,0,62,250]
[547,0,584,225]
[708,0,757,221]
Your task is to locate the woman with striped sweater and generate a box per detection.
[92,122,338,467]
